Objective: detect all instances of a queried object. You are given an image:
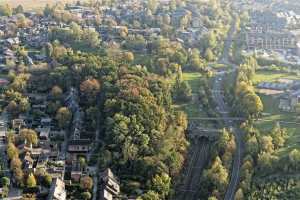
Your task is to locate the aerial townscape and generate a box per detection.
[0,0,300,199]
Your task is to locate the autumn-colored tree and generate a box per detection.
[51,85,63,99]
[10,157,22,170]
[80,78,100,104]
[80,176,93,191]
[7,142,19,159]
[56,107,72,129]
[20,129,38,146]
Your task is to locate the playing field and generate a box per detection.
[2,0,79,10]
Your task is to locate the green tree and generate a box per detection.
[205,48,215,61]
[14,5,24,14]
[260,136,274,154]
[26,174,37,188]
[43,173,52,187]
[203,156,228,193]
[140,190,160,200]
[1,177,10,187]
[151,173,171,199]
[81,191,92,200]
[289,149,300,170]
[82,28,100,48]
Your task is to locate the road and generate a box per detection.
[213,17,244,200]
[213,73,244,200]
[177,139,210,200]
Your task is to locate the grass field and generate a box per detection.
[182,72,202,93]
[254,94,300,156]
[252,70,299,85]
[174,72,203,117]
[2,0,79,10]
[253,69,300,157]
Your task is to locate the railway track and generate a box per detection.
[177,139,210,200]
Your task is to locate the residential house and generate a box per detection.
[68,139,91,153]
[98,168,120,200]
[279,89,300,111]
[47,178,66,200]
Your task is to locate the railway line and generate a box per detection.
[177,139,210,200]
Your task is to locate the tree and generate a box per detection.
[80,79,100,104]
[14,168,24,186]
[80,176,93,190]
[218,129,230,153]
[79,157,86,170]
[82,28,100,48]
[20,129,38,146]
[43,4,52,16]
[245,135,259,156]
[14,5,24,14]
[81,191,92,200]
[56,107,72,128]
[205,48,215,61]
[45,43,53,58]
[242,92,263,118]
[140,190,160,200]
[257,152,278,172]
[10,157,22,170]
[7,100,18,116]
[43,173,52,187]
[148,0,158,13]
[151,173,171,199]
[203,156,228,193]
[7,142,19,159]
[234,188,244,200]
[51,85,63,99]
[260,136,274,154]
[1,177,10,187]
[27,174,37,188]
[0,4,12,16]
[123,52,134,63]
[208,196,218,200]
[289,149,300,170]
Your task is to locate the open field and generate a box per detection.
[182,72,202,93]
[253,69,300,158]
[254,94,300,155]
[174,72,204,118]
[2,0,79,10]
[252,70,299,85]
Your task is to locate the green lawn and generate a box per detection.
[254,94,300,154]
[182,72,202,93]
[174,101,206,118]
[172,72,206,118]
[252,70,299,85]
